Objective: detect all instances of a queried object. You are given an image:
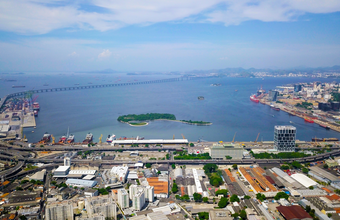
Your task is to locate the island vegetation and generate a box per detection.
[117,113,211,126]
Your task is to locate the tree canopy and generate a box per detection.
[218,197,228,208]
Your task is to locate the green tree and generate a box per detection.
[198,212,209,220]
[172,182,178,193]
[171,164,176,169]
[175,195,181,200]
[274,192,289,200]
[203,164,218,174]
[193,192,203,202]
[181,194,190,201]
[51,181,57,185]
[239,210,247,220]
[145,163,151,168]
[302,167,309,174]
[256,193,266,202]
[215,189,228,197]
[230,194,240,203]
[309,186,314,190]
[19,216,27,220]
[327,213,332,218]
[291,161,302,169]
[225,156,232,159]
[218,197,228,208]
[232,164,238,170]
[305,205,311,213]
[280,165,290,170]
[190,143,194,147]
[324,164,329,169]
[244,195,251,200]
[203,197,209,203]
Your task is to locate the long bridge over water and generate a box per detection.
[0,76,198,110]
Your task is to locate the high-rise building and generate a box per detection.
[268,90,279,101]
[64,157,71,166]
[294,84,302,92]
[117,189,129,209]
[274,126,296,152]
[132,189,145,211]
[45,201,74,220]
[331,102,340,111]
[85,195,117,220]
[129,184,154,202]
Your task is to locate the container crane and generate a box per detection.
[181,134,185,139]
[51,135,55,145]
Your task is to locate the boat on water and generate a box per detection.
[304,118,314,123]
[43,83,49,86]
[250,94,259,103]
[198,96,204,100]
[32,102,40,110]
[312,137,339,142]
[38,132,51,144]
[270,104,280,111]
[106,134,116,143]
[12,85,25,88]
[33,110,38,117]
[210,83,221,86]
[67,134,75,143]
[319,124,330,130]
[58,135,67,144]
[83,133,93,144]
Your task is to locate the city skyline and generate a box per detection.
[0,1,340,72]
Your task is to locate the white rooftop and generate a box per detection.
[69,170,97,175]
[291,173,317,188]
[55,166,70,172]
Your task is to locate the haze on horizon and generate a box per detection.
[0,0,340,72]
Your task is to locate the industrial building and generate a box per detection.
[309,166,340,184]
[53,166,70,178]
[271,167,303,189]
[65,179,97,188]
[118,188,129,209]
[209,143,244,159]
[274,125,296,152]
[291,173,318,188]
[45,201,74,220]
[110,166,129,183]
[146,177,168,198]
[276,205,312,220]
[67,170,97,179]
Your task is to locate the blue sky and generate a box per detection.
[0,0,340,72]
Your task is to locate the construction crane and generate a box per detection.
[181,134,185,139]
[99,134,103,144]
[232,132,237,143]
[51,135,55,145]
[255,133,260,143]
[173,134,175,140]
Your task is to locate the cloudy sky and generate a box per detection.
[0,0,340,72]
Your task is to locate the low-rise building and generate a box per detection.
[209,143,244,159]
[110,166,129,183]
[65,179,97,188]
[53,166,70,178]
[29,169,46,182]
[84,189,99,197]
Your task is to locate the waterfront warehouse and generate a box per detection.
[209,143,244,159]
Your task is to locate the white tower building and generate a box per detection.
[117,188,129,209]
[64,157,71,166]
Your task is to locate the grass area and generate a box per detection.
[251,151,309,159]
[174,151,211,160]
[129,122,148,126]
[24,166,38,171]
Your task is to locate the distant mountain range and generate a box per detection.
[184,65,340,75]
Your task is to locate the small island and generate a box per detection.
[117,113,212,126]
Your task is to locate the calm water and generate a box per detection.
[1,73,340,142]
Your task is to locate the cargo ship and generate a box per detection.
[250,94,259,103]
[82,133,93,144]
[117,136,144,140]
[270,104,280,111]
[319,124,330,130]
[32,102,40,110]
[12,85,25,88]
[304,118,314,123]
[312,137,339,142]
[58,135,67,144]
[38,132,51,144]
[106,134,116,143]
[67,134,75,143]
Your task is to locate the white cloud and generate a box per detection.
[98,49,111,58]
[68,51,77,56]
[0,0,340,34]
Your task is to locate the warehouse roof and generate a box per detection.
[65,179,97,188]
[276,205,312,220]
[309,166,340,182]
[291,173,317,188]
[111,139,188,145]
[55,166,70,172]
[147,177,168,195]
[68,170,96,175]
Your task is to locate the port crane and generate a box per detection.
[255,133,260,143]
[51,135,55,145]
[181,134,185,139]
[232,132,237,143]
[98,134,103,144]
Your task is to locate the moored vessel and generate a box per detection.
[83,133,93,144]
[67,134,75,143]
[312,137,339,142]
[106,134,116,143]
[319,124,330,130]
[12,85,25,88]
[34,110,38,117]
[117,136,144,140]
[38,132,51,144]
[58,136,67,144]
[250,94,259,103]
[304,118,314,123]
[32,102,40,110]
